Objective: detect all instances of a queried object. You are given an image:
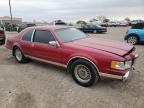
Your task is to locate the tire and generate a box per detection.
[127,35,138,45]
[13,47,29,63]
[70,59,99,87]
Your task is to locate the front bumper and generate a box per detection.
[99,70,132,81]
[99,51,138,81]
[122,71,130,81]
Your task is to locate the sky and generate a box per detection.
[0,0,144,22]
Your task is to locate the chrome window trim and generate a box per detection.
[20,29,35,42]
[67,56,100,73]
[31,29,35,42]
[25,55,67,68]
[31,29,61,47]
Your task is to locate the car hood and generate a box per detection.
[66,37,133,56]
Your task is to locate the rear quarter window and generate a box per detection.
[22,30,33,41]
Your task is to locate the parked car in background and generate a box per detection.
[0,27,5,45]
[125,23,144,45]
[18,23,36,32]
[108,21,120,27]
[49,20,67,25]
[79,24,107,33]
[130,20,144,25]
[119,21,129,27]
[6,26,138,87]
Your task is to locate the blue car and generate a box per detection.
[125,23,144,45]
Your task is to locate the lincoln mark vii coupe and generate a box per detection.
[6,26,138,87]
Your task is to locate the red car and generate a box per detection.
[6,26,138,87]
[0,27,5,45]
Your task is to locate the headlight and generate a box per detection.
[111,61,131,70]
[125,61,132,69]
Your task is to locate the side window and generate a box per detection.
[22,30,33,41]
[84,25,88,28]
[90,25,95,28]
[33,30,55,44]
[132,23,144,29]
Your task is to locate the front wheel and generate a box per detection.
[127,36,138,45]
[70,59,99,87]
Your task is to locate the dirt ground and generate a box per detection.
[0,27,144,108]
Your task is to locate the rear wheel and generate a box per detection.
[127,36,138,45]
[70,59,99,87]
[14,47,29,63]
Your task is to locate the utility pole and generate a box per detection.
[9,0,13,24]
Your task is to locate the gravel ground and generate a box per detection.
[0,27,144,108]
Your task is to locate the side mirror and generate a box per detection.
[49,41,60,48]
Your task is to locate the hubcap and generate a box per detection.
[74,64,91,83]
[15,49,22,61]
[127,36,137,45]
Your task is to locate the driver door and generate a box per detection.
[31,30,62,63]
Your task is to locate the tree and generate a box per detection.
[89,18,97,23]
[124,17,131,22]
[97,16,107,22]
[76,20,87,25]
[103,18,110,23]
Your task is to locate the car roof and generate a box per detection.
[29,25,69,31]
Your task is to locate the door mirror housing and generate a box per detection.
[49,41,60,48]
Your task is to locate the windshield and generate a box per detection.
[55,28,87,43]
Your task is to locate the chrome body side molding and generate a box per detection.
[99,71,130,81]
[25,55,67,68]
[99,72,122,79]
[25,55,130,81]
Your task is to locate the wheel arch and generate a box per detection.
[126,33,140,40]
[67,56,100,74]
[12,44,22,56]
